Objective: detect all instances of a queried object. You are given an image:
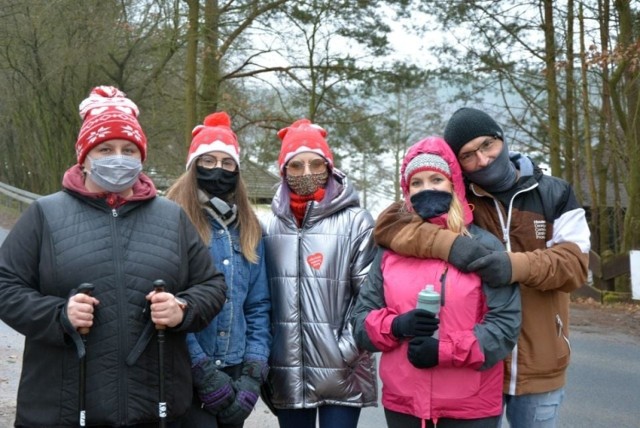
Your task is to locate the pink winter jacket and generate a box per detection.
[364,252,504,422]
[353,136,520,423]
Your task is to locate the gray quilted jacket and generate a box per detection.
[262,170,378,409]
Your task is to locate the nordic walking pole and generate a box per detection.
[77,283,95,428]
[153,279,167,428]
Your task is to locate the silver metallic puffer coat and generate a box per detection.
[262,170,378,409]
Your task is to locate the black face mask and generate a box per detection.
[196,166,239,198]
[410,190,453,221]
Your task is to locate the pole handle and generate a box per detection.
[77,283,95,336]
[153,280,167,331]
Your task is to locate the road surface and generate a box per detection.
[1,226,639,427]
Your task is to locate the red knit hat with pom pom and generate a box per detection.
[277,119,333,174]
[75,86,147,165]
[186,112,240,170]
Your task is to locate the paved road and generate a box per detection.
[1,227,640,427]
[2,322,638,427]
[360,329,640,428]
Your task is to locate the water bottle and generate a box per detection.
[416,284,441,338]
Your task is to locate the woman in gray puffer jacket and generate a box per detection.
[261,119,377,428]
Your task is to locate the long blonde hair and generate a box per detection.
[447,192,471,237]
[165,166,262,263]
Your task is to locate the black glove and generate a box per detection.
[191,359,235,414]
[467,251,512,287]
[391,309,439,338]
[218,361,267,425]
[448,235,491,272]
[407,336,439,369]
[240,360,269,384]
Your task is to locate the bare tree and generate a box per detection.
[543,0,562,176]
[420,0,639,260]
[184,0,200,143]
[578,2,600,252]
[611,0,640,251]
[0,1,120,192]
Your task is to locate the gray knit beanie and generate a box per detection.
[404,153,451,185]
[443,107,504,156]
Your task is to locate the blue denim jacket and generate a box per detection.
[187,217,271,368]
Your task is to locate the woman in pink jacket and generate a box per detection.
[352,136,521,428]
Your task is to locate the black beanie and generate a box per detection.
[443,107,504,156]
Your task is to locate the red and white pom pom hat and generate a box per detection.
[186,112,240,170]
[75,86,147,164]
[277,119,334,174]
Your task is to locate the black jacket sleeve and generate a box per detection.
[173,209,227,332]
[351,247,386,353]
[0,201,68,345]
[470,225,521,370]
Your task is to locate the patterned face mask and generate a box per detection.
[286,171,329,196]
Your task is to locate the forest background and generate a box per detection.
[0,0,638,293]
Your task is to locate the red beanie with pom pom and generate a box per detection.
[186,112,240,170]
[75,86,147,165]
[277,119,333,174]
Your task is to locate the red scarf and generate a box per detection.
[289,188,325,227]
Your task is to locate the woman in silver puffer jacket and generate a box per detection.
[261,118,377,428]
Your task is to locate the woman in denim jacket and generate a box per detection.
[167,112,271,428]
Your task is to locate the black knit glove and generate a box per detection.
[191,359,235,415]
[448,235,491,272]
[467,251,512,287]
[407,336,439,369]
[391,309,439,338]
[218,361,267,425]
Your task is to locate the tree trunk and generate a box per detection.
[184,0,200,146]
[564,0,579,192]
[615,0,640,252]
[543,0,562,177]
[201,0,222,116]
[594,0,610,255]
[579,1,597,253]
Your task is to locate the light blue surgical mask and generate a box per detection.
[88,155,142,193]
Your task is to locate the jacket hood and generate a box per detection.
[401,136,473,226]
[271,168,359,227]
[510,152,539,179]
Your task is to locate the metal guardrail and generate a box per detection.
[0,181,41,213]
